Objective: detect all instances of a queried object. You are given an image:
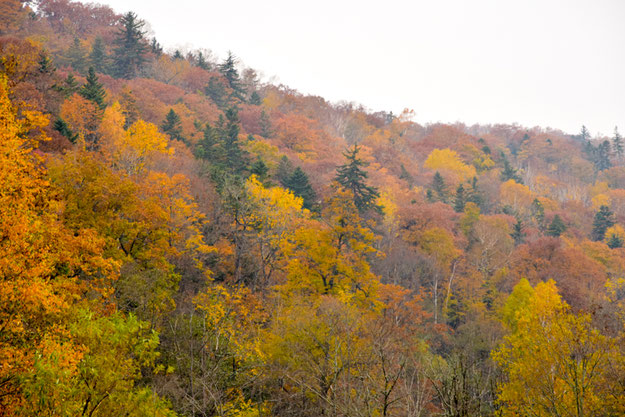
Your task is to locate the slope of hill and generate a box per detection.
[1,1,625,416]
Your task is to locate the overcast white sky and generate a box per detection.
[97,0,624,136]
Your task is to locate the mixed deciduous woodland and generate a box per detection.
[1,1,625,416]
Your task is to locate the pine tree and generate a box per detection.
[580,125,592,143]
[79,67,106,110]
[89,36,109,74]
[53,118,78,143]
[592,205,615,241]
[532,198,545,231]
[430,171,447,203]
[119,88,139,129]
[173,50,184,60]
[38,52,55,75]
[546,214,566,237]
[67,37,87,73]
[500,154,522,183]
[196,51,209,70]
[249,91,261,105]
[113,12,147,79]
[335,144,380,213]
[221,107,249,173]
[276,155,294,186]
[218,51,244,100]
[613,126,624,160]
[285,167,317,210]
[161,108,184,142]
[59,73,79,98]
[260,109,272,137]
[595,140,612,171]
[150,38,163,56]
[195,123,224,163]
[466,176,484,209]
[511,218,524,245]
[205,76,227,108]
[607,233,624,249]
[453,183,465,213]
[250,157,270,183]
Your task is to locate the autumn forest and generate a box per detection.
[1,1,625,416]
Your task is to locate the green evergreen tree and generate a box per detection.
[205,76,227,108]
[532,198,545,231]
[173,50,184,60]
[38,52,55,75]
[453,183,465,213]
[218,51,244,100]
[335,144,381,213]
[53,118,78,143]
[249,91,261,105]
[595,140,612,171]
[399,164,414,186]
[285,167,317,210]
[113,12,147,79]
[89,36,109,74]
[58,73,80,98]
[67,37,87,73]
[276,155,294,186]
[196,51,210,70]
[613,126,624,160]
[430,171,447,203]
[119,88,139,129]
[161,108,184,142]
[221,107,249,173]
[607,233,624,249]
[500,154,522,183]
[466,176,484,209]
[259,109,272,137]
[79,67,106,110]
[511,218,524,245]
[592,205,615,241]
[195,123,224,163]
[546,214,566,237]
[250,157,270,183]
[426,189,434,203]
[150,38,163,56]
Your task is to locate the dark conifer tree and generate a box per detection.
[500,154,522,183]
[161,109,184,142]
[196,51,210,70]
[260,109,272,137]
[173,50,184,60]
[79,67,106,110]
[595,140,612,171]
[335,144,380,213]
[250,157,270,183]
[59,73,80,98]
[285,167,317,210]
[613,126,624,160]
[532,198,545,231]
[546,215,566,237]
[511,218,524,245]
[430,171,447,203]
[249,91,261,105]
[607,233,623,249]
[67,37,87,73]
[38,52,55,75]
[113,12,147,79]
[221,107,249,173]
[53,118,78,143]
[466,176,484,209]
[150,38,163,56]
[205,77,227,108]
[276,156,294,186]
[89,37,109,74]
[592,205,615,241]
[453,183,465,213]
[218,51,244,100]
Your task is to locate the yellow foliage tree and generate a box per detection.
[424,148,477,184]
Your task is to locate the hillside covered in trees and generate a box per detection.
[1,1,625,416]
